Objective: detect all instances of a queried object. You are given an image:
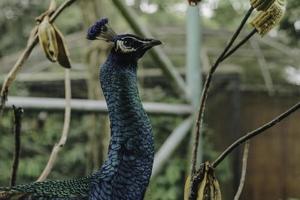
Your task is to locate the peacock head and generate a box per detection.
[87,18,161,60]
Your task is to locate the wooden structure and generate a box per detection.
[241,91,300,200]
[207,83,300,200]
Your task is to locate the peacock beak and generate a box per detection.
[137,38,162,58]
[148,39,162,47]
[142,39,162,50]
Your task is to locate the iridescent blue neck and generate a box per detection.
[100,54,141,134]
[106,50,138,67]
[89,52,154,199]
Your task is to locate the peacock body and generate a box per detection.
[89,44,154,200]
[0,18,161,200]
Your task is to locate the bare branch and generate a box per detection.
[49,0,77,23]
[0,0,77,115]
[190,6,254,178]
[220,29,257,62]
[212,102,300,168]
[189,8,256,199]
[234,142,250,200]
[37,69,72,181]
[10,106,24,187]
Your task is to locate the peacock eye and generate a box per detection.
[123,40,129,46]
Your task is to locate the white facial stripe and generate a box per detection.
[122,36,148,44]
[116,40,136,53]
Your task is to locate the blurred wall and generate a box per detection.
[208,80,300,200]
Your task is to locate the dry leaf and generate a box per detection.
[53,25,71,68]
[38,15,58,62]
[184,162,222,200]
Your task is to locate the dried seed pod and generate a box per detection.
[250,0,286,36]
[38,15,58,62]
[250,0,276,11]
[184,162,222,200]
[53,25,71,68]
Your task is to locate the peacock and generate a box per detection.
[0,18,161,200]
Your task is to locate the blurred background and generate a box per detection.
[0,0,299,199]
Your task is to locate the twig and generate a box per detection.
[10,106,24,187]
[49,0,77,22]
[233,142,250,200]
[212,102,300,168]
[189,8,255,199]
[0,0,77,115]
[37,69,71,181]
[220,29,257,62]
[190,6,254,177]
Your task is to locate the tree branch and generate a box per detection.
[37,69,72,181]
[233,142,250,200]
[190,6,254,177]
[0,0,77,115]
[212,102,300,168]
[10,106,24,187]
[220,29,257,62]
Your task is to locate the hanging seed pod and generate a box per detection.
[38,15,59,62]
[184,162,222,200]
[250,0,276,11]
[250,0,286,36]
[53,25,71,68]
[37,0,71,69]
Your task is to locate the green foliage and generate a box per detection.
[202,127,232,183]
[0,0,47,55]
[146,114,188,200]
[147,158,186,200]
[0,111,90,185]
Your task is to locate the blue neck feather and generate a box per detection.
[89,51,154,200]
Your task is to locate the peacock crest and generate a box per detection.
[87,18,116,41]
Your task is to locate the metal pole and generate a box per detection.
[5,96,193,115]
[186,5,202,166]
